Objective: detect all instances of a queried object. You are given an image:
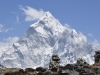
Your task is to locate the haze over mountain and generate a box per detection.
[0,11,99,68]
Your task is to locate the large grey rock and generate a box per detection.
[49,54,60,69]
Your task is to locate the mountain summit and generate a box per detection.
[0,12,96,68]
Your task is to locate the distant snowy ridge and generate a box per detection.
[0,11,99,68]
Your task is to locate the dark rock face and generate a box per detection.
[62,69,79,75]
[95,69,100,75]
[0,68,2,75]
[94,51,100,64]
[42,70,53,75]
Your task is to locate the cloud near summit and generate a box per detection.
[20,6,46,21]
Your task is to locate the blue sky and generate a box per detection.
[0,0,100,44]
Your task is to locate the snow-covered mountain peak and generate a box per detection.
[0,11,99,68]
[39,11,53,20]
[31,11,62,27]
[30,11,53,27]
[30,11,66,36]
[43,11,52,17]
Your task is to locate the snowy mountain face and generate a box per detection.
[0,11,98,68]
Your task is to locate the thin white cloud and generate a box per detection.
[64,23,87,43]
[5,28,13,33]
[0,24,13,33]
[92,39,100,51]
[12,12,20,24]
[79,32,87,42]
[68,34,87,45]
[19,6,46,21]
[16,16,20,23]
[12,11,17,14]
[0,36,19,53]
[3,36,19,44]
[0,37,19,46]
[88,33,94,37]
[64,23,71,28]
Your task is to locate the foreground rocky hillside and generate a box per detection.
[1,51,100,75]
